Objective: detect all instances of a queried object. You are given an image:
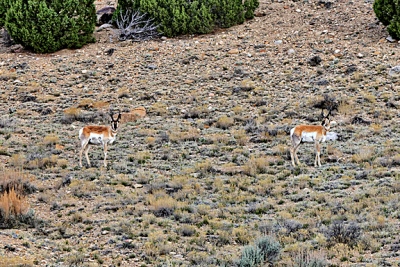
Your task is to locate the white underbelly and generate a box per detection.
[88,133,116,145]
[301,132,317,142]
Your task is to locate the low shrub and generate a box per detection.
[4,0,96,53]
[117,0,259,37]
[373,0,400,39]
[238,236,281,267]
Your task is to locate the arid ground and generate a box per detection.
[0,0,400,266]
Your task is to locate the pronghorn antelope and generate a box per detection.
[120,106,146,123]
[79,112,121,168]
[290,109,336,167]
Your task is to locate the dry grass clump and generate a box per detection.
[26,154,59,170]
[144,230,174,258]
[69,180,97,198]
[243,155,278,176]
[128,150,152,164]
[232,129,249,146]
[0,187,29,221]
[169,127,200,142]
[207,133,230,144]
[0,170,35,227]
[370,123,382,134]
[63,107,82,118]
[150,102,168,116]
[362,93,376,103]
[337,100,353,115]
[148,194,177,217]
[77,98,94,109]
[351,146,376,164]
[194,159,214,176]
[9,153,26,169]
[233,226,253,245]
[215,115,234,129]
[232,105,243,115]
[183,105,210,119]
[43,133,60,146]
[0,256,34,266]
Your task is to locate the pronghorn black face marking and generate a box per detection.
[110,113,121,131]
[79,111,122,168]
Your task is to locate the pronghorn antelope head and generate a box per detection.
[290,108,336,167]
[79,111,121,168]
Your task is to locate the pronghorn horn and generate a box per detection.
[326,107,332,118]
[320,109,325,119]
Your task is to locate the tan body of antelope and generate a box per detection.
[290,110,335,167]
[79,113,121,168]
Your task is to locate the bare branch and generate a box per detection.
[116,9,161,42]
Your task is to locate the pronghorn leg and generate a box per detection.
[291,134,301,166]
[103,143,108,167]
[84,144,91,167]
[294,144,301,166]
[315,142,321,167]
[290,147,296,167]
[79,140,89,168]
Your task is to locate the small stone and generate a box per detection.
[274,40,283,45]
[357,53,364,58]
[389,66,400,76]
[228,49,239,54]
[96,23,113,32]
[386,36,396,43]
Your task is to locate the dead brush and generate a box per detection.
[0,170,35,227]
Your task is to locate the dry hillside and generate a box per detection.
[0,0,400,266]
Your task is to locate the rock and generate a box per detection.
[386,36,396,43]
[228,48,240,54]
[96,6,116,26]
[308,55,322,66]
[389,66,400,77]
[97,23,113,32]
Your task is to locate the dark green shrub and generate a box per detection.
[4,0,96,53]
[117,0,259,37]
[373,0,400,39]
[0,0,12,26]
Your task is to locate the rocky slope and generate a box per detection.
[0,0,400,266]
